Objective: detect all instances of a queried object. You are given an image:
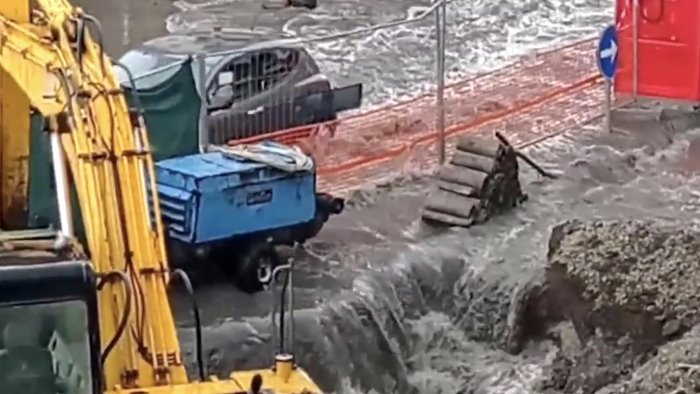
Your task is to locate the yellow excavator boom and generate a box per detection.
[0,0,321,393]
[0,1,188,387]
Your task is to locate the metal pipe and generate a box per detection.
[604,79,612,133]
[287,259,295,357]
[269,298,276,358]
[196,54,209,153]
[435,1,447,165]
[50,131,73,248]
[269,269,278,357]
[269,264,291,360]
[632,0,639,99]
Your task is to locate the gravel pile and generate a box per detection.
[537,219,700,393]
[547,219,700,340]
[596,324,700,394]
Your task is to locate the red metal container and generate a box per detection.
[615,0,700,102]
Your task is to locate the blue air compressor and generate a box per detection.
[153,142,343,292]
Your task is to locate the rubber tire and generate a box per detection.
[236,243,280,294]
[290,0,318,9]
[330,197,344,214]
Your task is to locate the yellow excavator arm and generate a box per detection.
[0,0,191,388]
[0,1,321,393]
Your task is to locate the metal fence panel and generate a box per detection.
[198,1,448,157]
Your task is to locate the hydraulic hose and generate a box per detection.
[169,269,205,381]
[82,14,107,75]
[96,271,133,367]
[75,16,86,70]
[112,62,146,117]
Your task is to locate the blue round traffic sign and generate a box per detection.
[597,25,618,80]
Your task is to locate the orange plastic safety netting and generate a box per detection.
[230,38,604,193]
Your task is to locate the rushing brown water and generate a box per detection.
[73,1,659,393]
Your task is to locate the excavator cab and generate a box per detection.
[0,261,101,394]
[0,258,322,394]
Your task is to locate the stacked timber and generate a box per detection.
[421,134,528,227]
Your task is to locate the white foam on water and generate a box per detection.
[165,0,614,107]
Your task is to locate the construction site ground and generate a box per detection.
[159,30,700,390]
[177,101,700,394]
[173,38,607,325]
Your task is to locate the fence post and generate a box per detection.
[435,1,447,165]
[196,53,209,152]
[632,0,639,100]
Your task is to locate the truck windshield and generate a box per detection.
[0,300,92,394]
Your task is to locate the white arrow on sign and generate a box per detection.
[601,40,618,63]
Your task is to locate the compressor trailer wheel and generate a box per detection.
[236,242,281,293]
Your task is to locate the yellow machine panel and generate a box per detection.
[0,1,31,229]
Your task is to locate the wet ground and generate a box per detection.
[68,0,675,392]
[167,104,700,393]
[71,0,615,325]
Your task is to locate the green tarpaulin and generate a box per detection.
[122,59,200,160]
[27,60,201,231]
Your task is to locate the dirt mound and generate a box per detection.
[595,324,700,394]
[547,219,700,341]
[533,219,700,393]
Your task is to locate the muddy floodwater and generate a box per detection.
[172,107,700,393]
[70,1,687,393]
[80,0,611,104]
[73,0,615,322]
